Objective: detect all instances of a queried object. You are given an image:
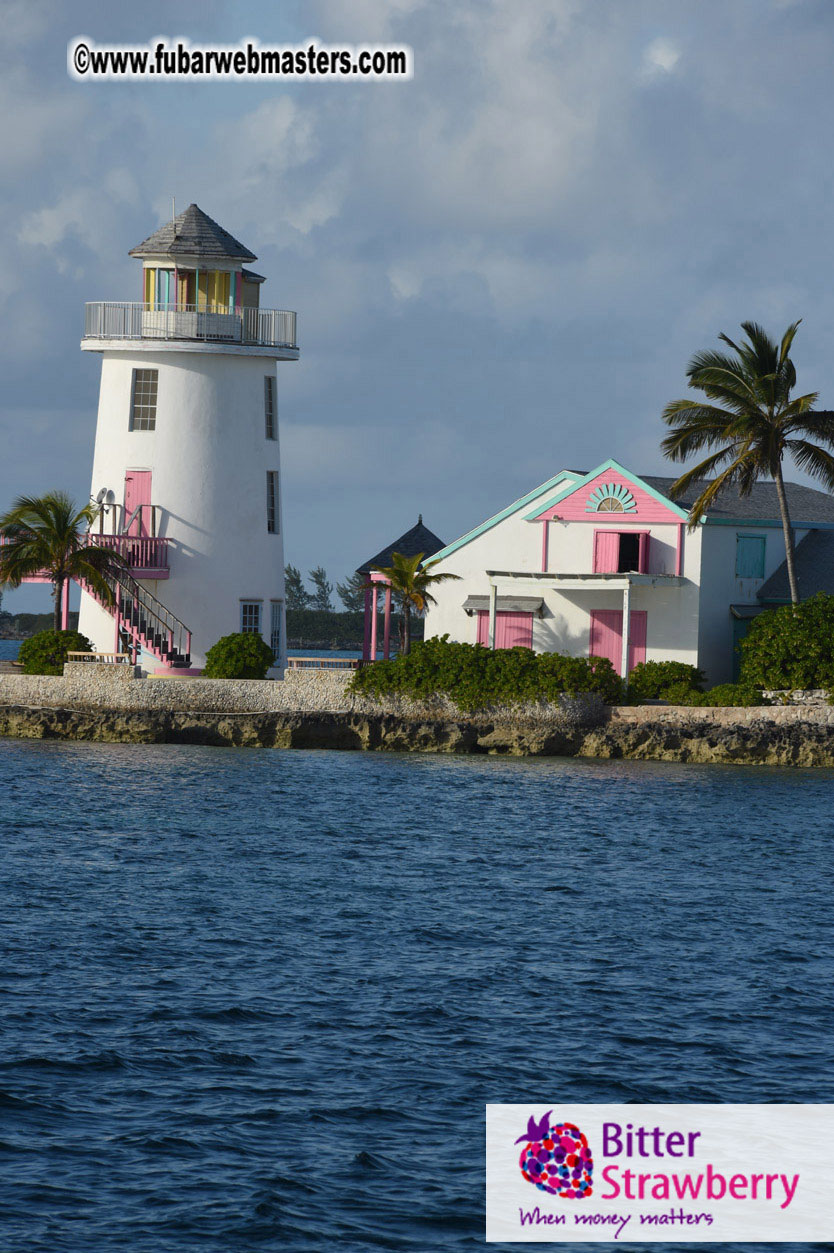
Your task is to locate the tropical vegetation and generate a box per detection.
[17,629,93,675]
[203,632,275,679]
[0,492,127,632]
[661,320,834,603]
[370,552,460,655]
[739,593,834,690]
[350,635,623,709]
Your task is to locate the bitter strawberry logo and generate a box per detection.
[516,1112,594,1199]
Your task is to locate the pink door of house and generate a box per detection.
[124,471,152,536]
[476,611,534,649]
[588,609,647,676]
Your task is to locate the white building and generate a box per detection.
[78,204,298,672]
[424,458,834,684]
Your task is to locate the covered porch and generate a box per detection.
[481,570,687,678]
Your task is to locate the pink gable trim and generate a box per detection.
[532,469,682,524]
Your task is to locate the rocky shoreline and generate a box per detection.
[3,700,834,766]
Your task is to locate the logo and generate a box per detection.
[516,1111,594,1199]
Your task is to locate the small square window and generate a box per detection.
[240,601,262,634]
[736,535,765,579]
[265,376,276,440]
[130,369,158,431]
[266,471,279,534]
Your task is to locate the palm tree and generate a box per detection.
[661,320,834,604]
[0,491,127,632]
[373,551,460,655]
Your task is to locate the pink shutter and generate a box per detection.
[589,609,622,670]
[495,612,533,649]
[476,610,489,646]
[590,609,647,675]
[638,531,650,574]
[628,611,647,671]
[593,530,620,573]
[477,610,534,649]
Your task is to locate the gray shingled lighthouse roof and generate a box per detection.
[128,204,257,262]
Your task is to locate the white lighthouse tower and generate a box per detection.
[79,204,298,672]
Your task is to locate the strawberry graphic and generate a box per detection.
[517,1115,593,1199]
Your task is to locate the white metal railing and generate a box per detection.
[83,303,298,350]
[66,652,132,665]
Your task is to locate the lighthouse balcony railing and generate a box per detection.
[0,533,169,581]
[86,534,170,579]
[84,302,297,350]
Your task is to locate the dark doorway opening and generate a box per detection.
[618,532,640,572]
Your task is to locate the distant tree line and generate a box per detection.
[284,565,366,612]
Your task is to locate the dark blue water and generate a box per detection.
[2,741,833,1252]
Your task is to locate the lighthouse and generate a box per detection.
[78,204,298,673]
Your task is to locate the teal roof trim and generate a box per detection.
[431,471,579,563]
[523,458,690,522]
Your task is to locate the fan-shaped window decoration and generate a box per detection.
[586,482,637,513]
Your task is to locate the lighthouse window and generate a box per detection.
[270,601,283,661]
[264,376,276,440]
[240,601,262,634]
[266,472,279,534]
[130,369,158,431]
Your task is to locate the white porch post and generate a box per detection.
[621,579,631,682]
[488,582,498,650]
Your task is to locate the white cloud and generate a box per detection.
[642,36,682,76]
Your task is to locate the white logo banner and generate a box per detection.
[486,1104,834,1242]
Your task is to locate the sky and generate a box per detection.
[3,0,834,612]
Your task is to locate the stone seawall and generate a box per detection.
[4,676,831,761]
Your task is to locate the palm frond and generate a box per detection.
[786,440,834,492]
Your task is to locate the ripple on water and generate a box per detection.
[2,740,834,1252]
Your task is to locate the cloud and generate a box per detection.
[641,36,682,77]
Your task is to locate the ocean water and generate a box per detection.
[1,742,834,1252]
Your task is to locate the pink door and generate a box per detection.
[476,611,534,649]
[124,471,152,536]
[589,609,647,675]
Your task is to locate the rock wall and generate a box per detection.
[2,667,834,764]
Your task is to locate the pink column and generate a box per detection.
[383,585,392,659]
[61,580,70,631]
[363,586,372,661]
[370,586,379,660]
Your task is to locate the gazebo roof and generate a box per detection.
[357,516,446,575]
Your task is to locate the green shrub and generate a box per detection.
[653,680,704,706]
[17,629,94,676]
[627,659,704,700]
[349,635,623,710]
[740,594,834,690]
[697,683,768,707]
[203,632,275,679]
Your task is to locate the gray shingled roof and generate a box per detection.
[129,204,257,262]
[357,517,446,575]
[757,530,834,603]
[641,476,834,523]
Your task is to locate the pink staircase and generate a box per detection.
[78,568,192,668]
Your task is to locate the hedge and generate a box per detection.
[739,594,834,690]
[204,632,275,679]
[17,629,93,676]
[349,635,623,710]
